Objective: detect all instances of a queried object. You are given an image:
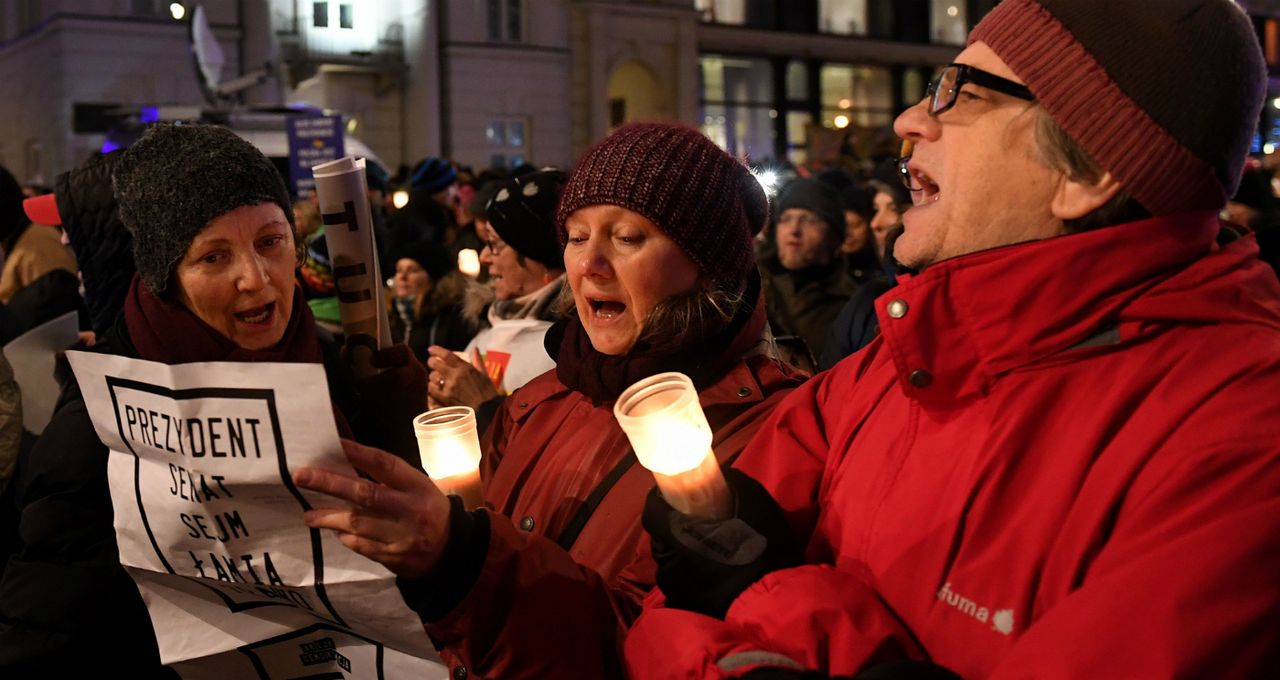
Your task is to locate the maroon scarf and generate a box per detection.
[547,271,767,403]
[123,275,352,436]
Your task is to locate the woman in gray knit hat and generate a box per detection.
[0,123,361,676]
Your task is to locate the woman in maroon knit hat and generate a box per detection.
[293,122,805,679]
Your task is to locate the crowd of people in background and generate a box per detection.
[0,0,1278,678]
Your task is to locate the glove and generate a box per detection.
[643,467,801,618]
[344,335,429,467]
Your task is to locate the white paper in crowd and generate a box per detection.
[311,156,391,348]
[2,310,78,434]
[67,352,446,679]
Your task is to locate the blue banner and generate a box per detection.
[287,115,345,197]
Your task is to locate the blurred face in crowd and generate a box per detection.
[175,203,297,350]
[775,208,835,270]
[893,41,1066,268]
[481,223,552,300]
[870,192,901,257]
[564,205,700,355]
[842,211,871,254]
[393,258,431,300]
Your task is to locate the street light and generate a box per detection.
[170,3,186,20]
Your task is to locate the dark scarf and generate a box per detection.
[124,275,322,364]
[545,271,767,404]
[123,275,352,435]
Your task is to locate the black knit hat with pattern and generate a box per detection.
[555,122,768,290]
[487,169,567,268]
[969,0,1265,215]
[113,123,295,296]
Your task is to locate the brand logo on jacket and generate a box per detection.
[937,582,1014,635]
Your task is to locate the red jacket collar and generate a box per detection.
[875,211,1229,405]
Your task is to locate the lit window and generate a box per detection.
[699,55,774,161]
[486,118,530,170]
[931,1,967,45]
[820,64,893,128]
[695,0,745,25]
[819,0,867,35]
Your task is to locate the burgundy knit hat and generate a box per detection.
[970,0,1265,215]
[555,122,769,290]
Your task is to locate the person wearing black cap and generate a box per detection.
[425,169,569,413]
[385,155,458,257]
[387,239,476,361]
[760,177,859,366]
[627,1,1280,678]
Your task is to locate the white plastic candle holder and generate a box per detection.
[412,406,484,510]
[614,372,731,520]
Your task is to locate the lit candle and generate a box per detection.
[614,372,732,520]
[457,248,481,278]
[412,406,485,510]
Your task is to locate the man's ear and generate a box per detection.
[1051,171,1122,221]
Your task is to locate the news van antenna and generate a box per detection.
[190,4,273,106]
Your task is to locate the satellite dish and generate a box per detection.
[190,3,272,106]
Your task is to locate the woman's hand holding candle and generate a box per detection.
[293,438,452,579]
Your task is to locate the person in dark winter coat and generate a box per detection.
[292,122,805,680]
[760,178,859,365]
[0,124,364,678]
[21,151,133,340]
[388,239,477,360]
[385,156,457,254]
[627,2,1280,679]
[425,169,571,426]
[0,165,77,305]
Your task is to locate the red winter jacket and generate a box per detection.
[425,352,803,679]
[626,212,1280,679]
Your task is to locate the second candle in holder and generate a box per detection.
[412,406,485,510]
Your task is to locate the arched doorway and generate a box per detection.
[605,60,668,131]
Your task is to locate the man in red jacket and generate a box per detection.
[627,1,1280,678]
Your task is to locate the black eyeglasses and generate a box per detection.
[897,64,1036,191]
[926,63,1034,116]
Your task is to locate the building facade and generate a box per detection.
[7,1,1269,187]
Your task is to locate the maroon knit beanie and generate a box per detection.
[555,122,769,290]
[970,0,1265,215]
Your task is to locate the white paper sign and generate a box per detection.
[3,310,79,434]
[66,351,446,679]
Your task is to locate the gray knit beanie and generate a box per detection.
[113,123,295,295]
[970,0,1265,214]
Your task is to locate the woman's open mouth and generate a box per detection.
[588,298,626,320]
[235,302,275,325]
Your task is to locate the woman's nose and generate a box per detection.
[236,253,270,292]
[575,239,613,278]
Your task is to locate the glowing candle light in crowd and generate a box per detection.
[614,372,731,520]
[413,406,484,510]
[457,248,481,278]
